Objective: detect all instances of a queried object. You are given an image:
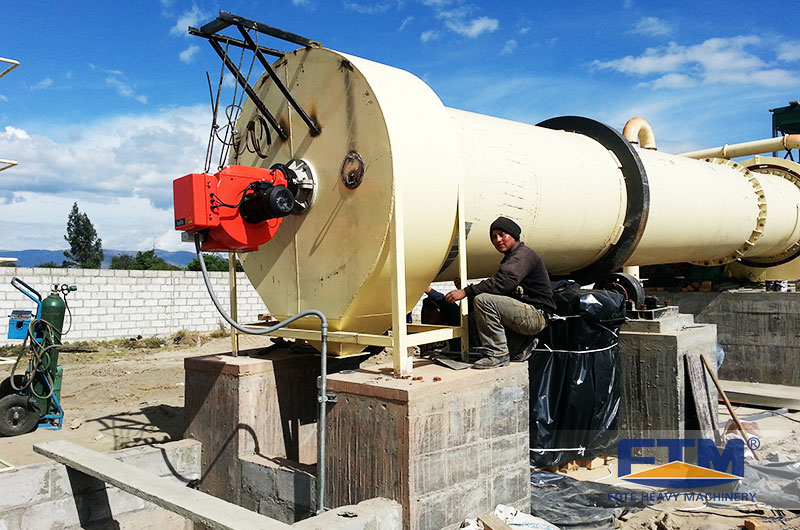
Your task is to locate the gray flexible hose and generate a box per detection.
[193,233,331,513]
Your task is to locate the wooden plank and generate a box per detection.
[720,379,800,401]
[686,354,716,440]
[477,513,513,530]
[33,441,291,530]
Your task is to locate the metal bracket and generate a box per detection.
[189,11,322,142]
[319,392,338,404]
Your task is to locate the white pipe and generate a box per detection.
[679,135,800,159]
[623,117,657,150]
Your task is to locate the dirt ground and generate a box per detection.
[0,333,275,467]
[1,336,799,529]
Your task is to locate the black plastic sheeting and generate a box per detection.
[529,288,625,468]
[529,470,647,528]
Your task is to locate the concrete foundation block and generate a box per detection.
[325,360,530,530]
[667,291,800,385]
[619,313,718,441]
[184,352,319,506]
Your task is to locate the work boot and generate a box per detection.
[472,354,510,369]
[511,337,538,363]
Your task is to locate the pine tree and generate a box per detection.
[63,202,104,268]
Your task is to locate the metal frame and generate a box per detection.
[249,184,470,376]
[0,57,19,79]
[1,59,19,172]
[0,159,18,172]
[190,11,322,141]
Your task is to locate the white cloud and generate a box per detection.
[438,9,498,38]
[0,95,7,102]
[344,1,392,14]
[631,17,673,37]
[424,5,498,39]
[31,77,53,90]
[88,63,122,75]
[777,41,800,62]
[170,5,207,36]
[292,0,311,5]
[179,44,201,63]
[2,126,30,140]
[501,39,517,55]
[420,30,440,43]
[399,16,414,31]
[647,73,697,89]
[0,107,210,251]
[593,36,799,88]
[222,72,236,88]
[106,77,148,104]
[449,16,498,38]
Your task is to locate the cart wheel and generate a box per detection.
[595,272,645,309]
[0,394,40,437]
[0,375,30,398]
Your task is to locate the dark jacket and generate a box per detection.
[463,241,556,314]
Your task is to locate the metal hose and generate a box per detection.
[193,234,331,513]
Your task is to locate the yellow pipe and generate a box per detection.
[679,135,800,159]
[622,117,657,150]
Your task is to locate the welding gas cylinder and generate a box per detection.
[40,286,67,343]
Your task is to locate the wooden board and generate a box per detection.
[477,513,513,530]
[720,380,800,411]
[33,440,291,530]
[685,354,716,440]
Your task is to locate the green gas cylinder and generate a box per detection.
[41,286,67,343]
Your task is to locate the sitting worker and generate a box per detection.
[444,216,555,369]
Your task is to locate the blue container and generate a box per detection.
[8,310,32,340]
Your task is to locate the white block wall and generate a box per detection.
[0,268,269,345]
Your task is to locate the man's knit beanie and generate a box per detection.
[489,216,521,241]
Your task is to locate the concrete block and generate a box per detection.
[0,462,54,511]
[292,498,402,530]
[327,361,530,530]
[619,317,717,439]
[240,454,316,523]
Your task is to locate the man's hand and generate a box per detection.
[445,289,467,303]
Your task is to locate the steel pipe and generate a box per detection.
[679,134,800,160]
[623,116,657,150]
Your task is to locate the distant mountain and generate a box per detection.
[0,249,197,268]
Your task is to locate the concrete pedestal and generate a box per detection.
[661,291,800,386]
[618,309,718,440]
[184,352,319,521]
[325,360,531,530]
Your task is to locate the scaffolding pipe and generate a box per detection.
[679,134,800,159]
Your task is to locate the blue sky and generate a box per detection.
[1,1,798,251]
